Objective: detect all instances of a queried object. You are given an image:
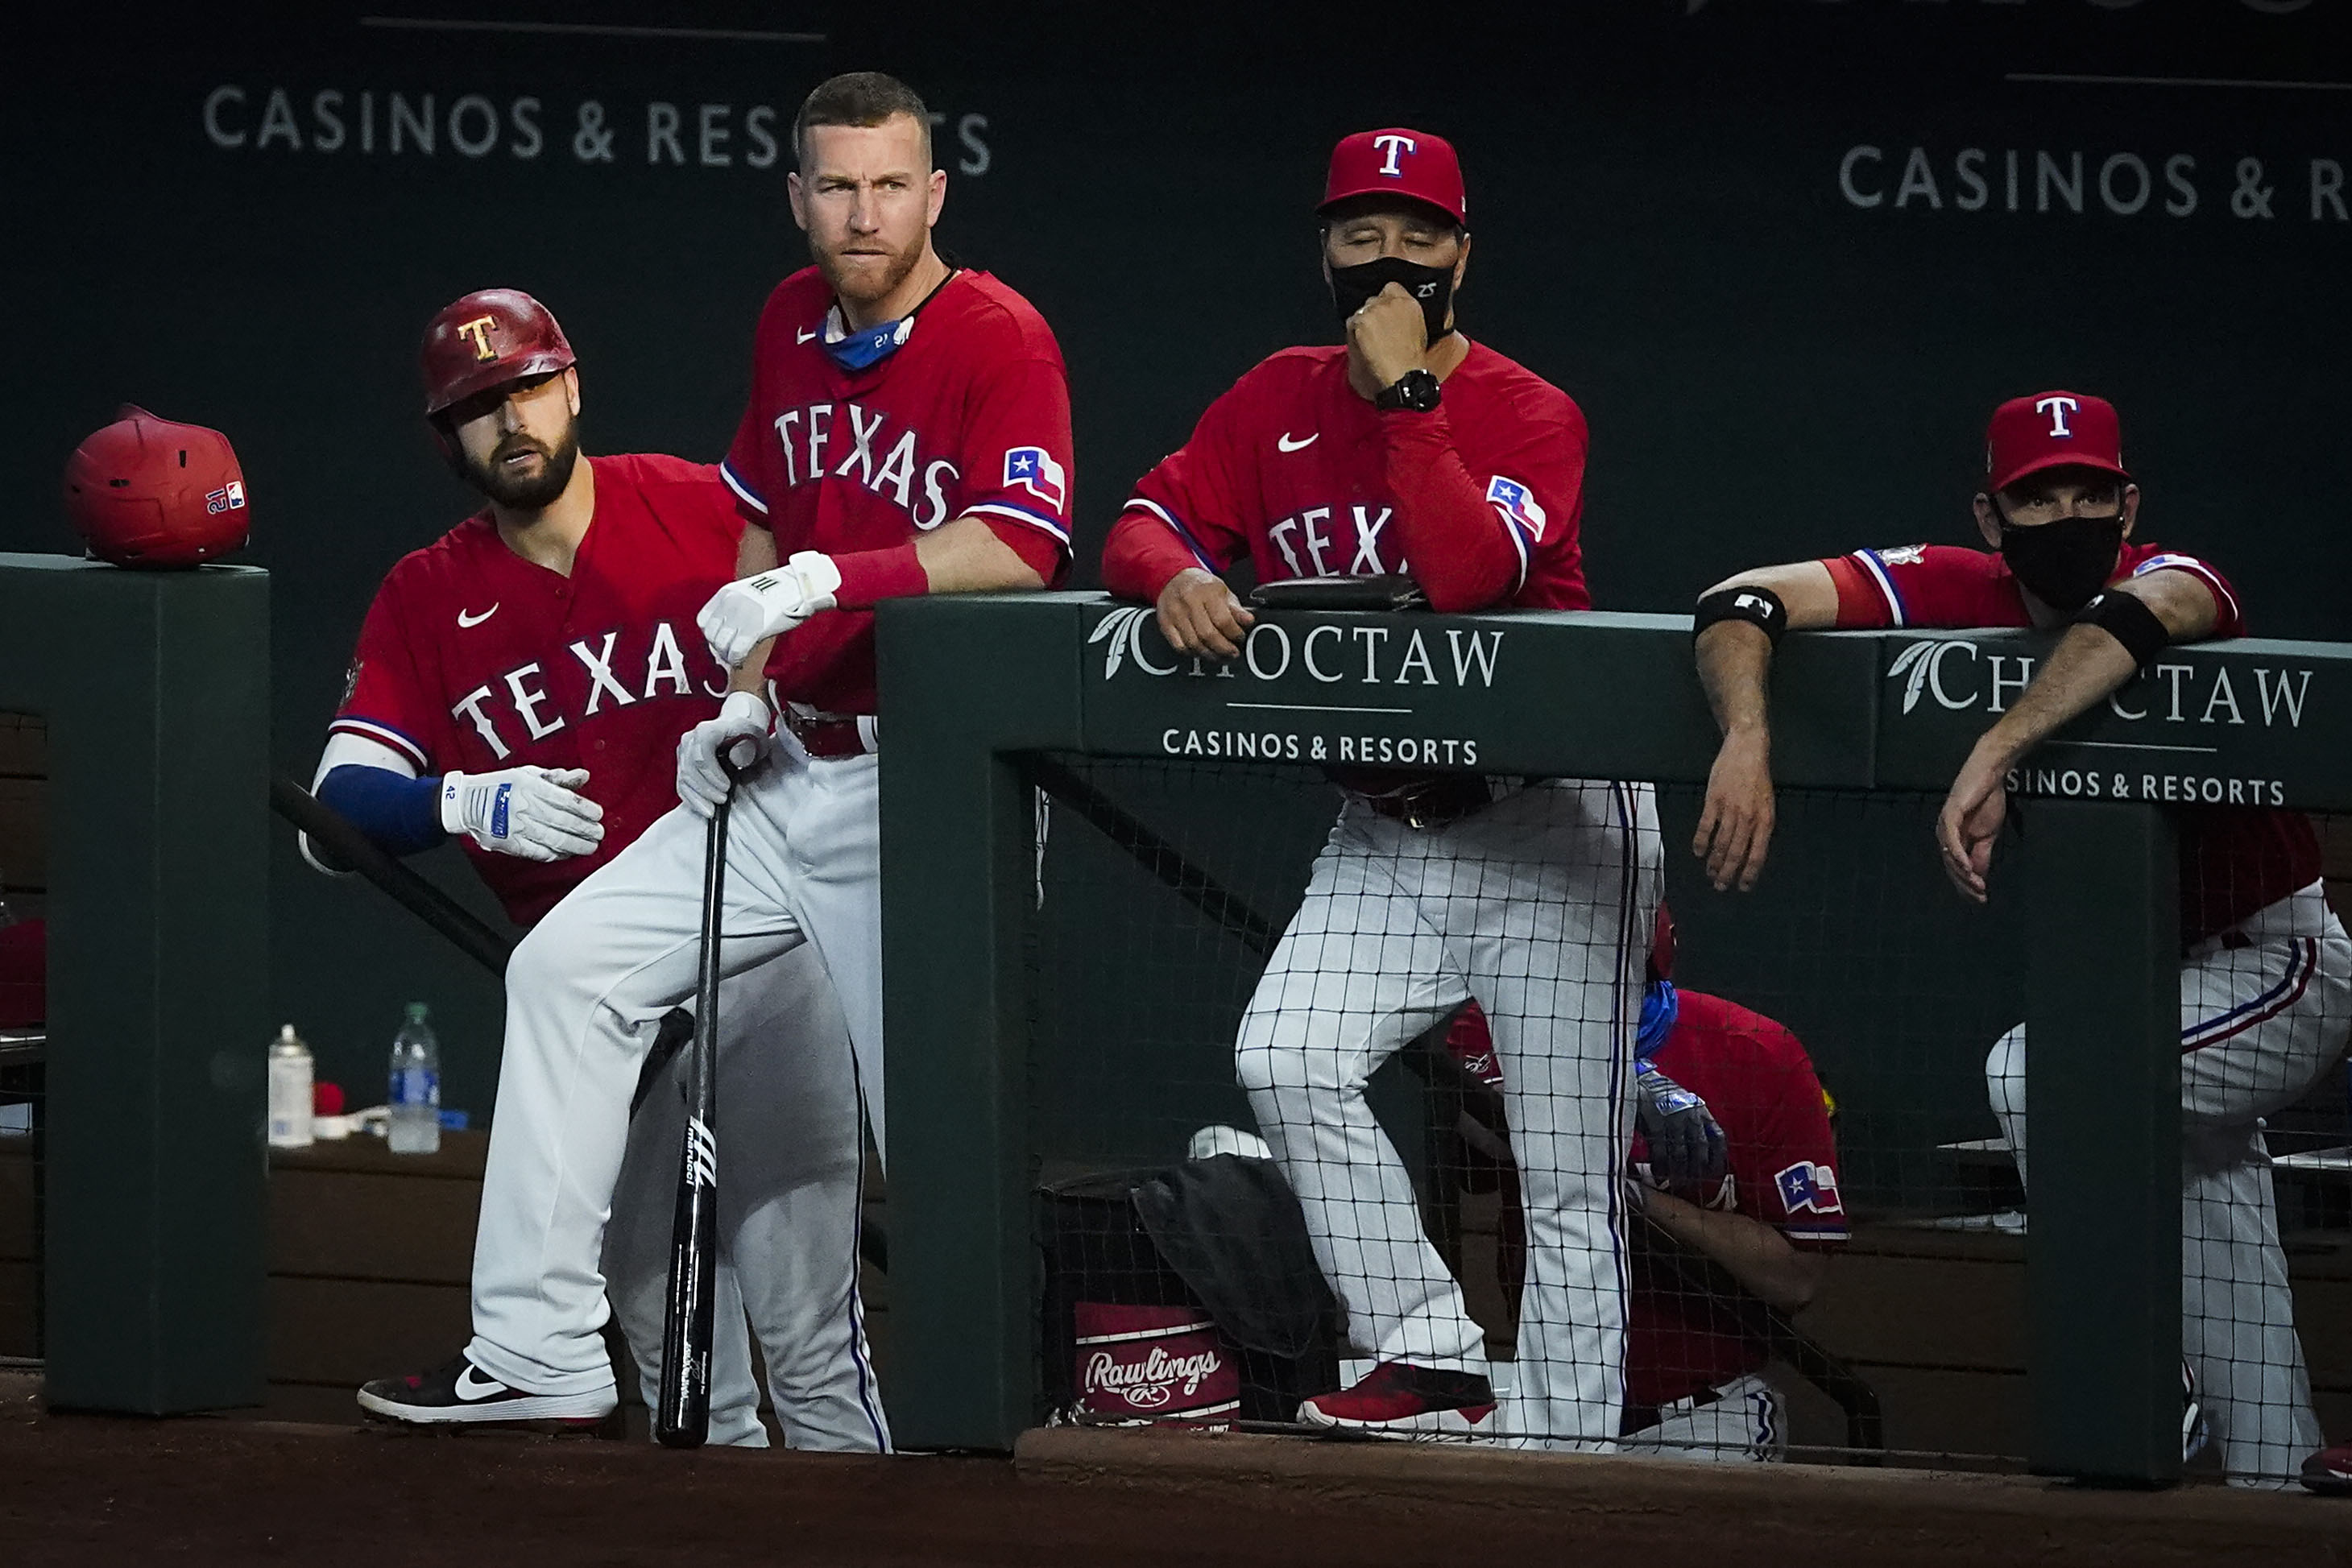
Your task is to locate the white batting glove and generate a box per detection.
[677,689,773,819]
[439,767,604,862]
[698,552,844,669]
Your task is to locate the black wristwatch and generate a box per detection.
[1375,368,1442,413]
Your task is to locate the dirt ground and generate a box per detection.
[4,1376,2350,1568]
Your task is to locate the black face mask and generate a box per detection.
[1328,255,1454,345]
[1998,511,2126,612]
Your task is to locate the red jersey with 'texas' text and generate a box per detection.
[719,267,1075,715]
[1108,341,1588,612]
[330,453,741,925]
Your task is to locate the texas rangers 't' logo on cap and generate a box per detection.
[1319,127,1467,225]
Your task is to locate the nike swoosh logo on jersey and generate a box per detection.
[1277,432,1319,452]
[454,1363,507,1402]
[797,327,818,343]
[457,605,499,628]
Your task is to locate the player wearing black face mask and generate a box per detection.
[1102,129,1649,1449]
[1690,394,2345,1486]
[1986,478,2130,614]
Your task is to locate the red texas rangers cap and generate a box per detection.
[1984,391,2131,494]
[1319,128,1467,227]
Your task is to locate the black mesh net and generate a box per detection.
[0,712,43,1371]
[1021,755,2352,1481]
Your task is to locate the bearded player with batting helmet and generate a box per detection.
[1692,391,2351,1486]
[1103,128,1703,1447]
[333,288,865,1449]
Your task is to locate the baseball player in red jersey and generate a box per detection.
[1103,129,1674,1448]
[333,289,855,1447]
[1691,391,2351,1485]
[1618,985,1841,1463]
[362,73,1070,1450]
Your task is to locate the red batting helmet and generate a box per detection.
[420,288,576,419]
[61,406,250,569]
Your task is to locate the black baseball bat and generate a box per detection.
[269,775,515,976]
[654,757,747,1448]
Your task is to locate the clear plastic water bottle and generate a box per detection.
[267,1024,314,1149]
[387,1002,441,1155]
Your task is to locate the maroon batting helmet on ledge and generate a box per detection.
[420,288,576,418]
[62,405,250,569]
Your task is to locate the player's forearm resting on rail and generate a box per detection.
[1936,567,2216,904]
[1640,1186,1827,1314]
[1689,561,1840,893]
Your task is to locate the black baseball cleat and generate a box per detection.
[358,1352,616,1428]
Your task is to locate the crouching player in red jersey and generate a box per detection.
[323,288,853,1446]
[1447,909,1841,1463]
[358,73,1072,1450]
[1104,128,1674,1449]
[1691,391,2351,1486]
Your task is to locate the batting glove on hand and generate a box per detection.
[1634,1057,1729,1188]
[699,552,843,670]
[677,689,772,819]
[439,767,604,862]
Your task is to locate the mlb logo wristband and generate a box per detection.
[1692,584,1790,647]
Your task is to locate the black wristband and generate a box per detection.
[2076,589,2170,670]
[1692,584,1790,646]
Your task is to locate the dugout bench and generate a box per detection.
[877,591,2352,1487]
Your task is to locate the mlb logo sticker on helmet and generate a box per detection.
[62,404,251,569]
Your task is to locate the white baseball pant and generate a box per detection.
[466,741,890,1451]
[1987,880,2350,1487]
[1618,1372,1787,1463]
[602,944,859,1448]
[1237,780,1661,1450]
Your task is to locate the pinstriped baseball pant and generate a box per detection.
[1236,780,1661,1450]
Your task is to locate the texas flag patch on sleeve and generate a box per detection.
[1004,445,1068,512]
[1485,475,1546,542]
[1774,1160,1843,1215]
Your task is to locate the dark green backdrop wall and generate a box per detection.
[5,2,2346,1112]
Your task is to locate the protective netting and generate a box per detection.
[1022,755,2352,1482]
[0,712,40,1370]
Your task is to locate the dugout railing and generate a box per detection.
[0,556,270,1414]
[877,591,2352,1487]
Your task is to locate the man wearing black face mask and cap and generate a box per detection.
[1102,126,1592,635]
[1690,390,2349,1486]
[1104,130,1683,1450]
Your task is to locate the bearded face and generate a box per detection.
[443,372,582,511]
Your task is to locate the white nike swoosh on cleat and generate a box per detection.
[458,604,499,628]
[454,1364,507,1401]
[1277,432,1319,452]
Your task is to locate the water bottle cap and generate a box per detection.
[405,1002,429,1023]
[278,1024,296,1043]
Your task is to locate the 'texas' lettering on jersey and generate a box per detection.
[1265,503,1406,580]
[768,400,961,530]
[448,619,726,760]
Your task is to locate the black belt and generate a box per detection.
[785,712,872,759]
[1331,770,1500,831]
